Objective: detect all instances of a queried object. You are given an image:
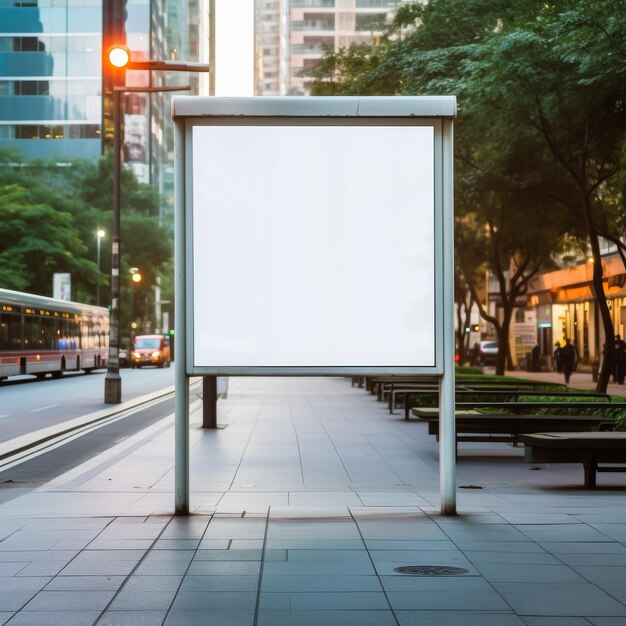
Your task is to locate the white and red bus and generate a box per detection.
[0,288,108,381]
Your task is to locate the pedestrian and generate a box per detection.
[553,341,562,373]
[614,334,626,384]
[560,338,577,385]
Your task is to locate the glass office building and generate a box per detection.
[0,0,103,161]
[0,0,203,219]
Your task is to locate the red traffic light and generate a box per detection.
[108,45,130,69]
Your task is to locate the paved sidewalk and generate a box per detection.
[1,376,626,625]
[504,368,626,396]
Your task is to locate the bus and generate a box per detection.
[0,288,109,381]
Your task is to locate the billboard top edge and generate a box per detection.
[172,96,457,120]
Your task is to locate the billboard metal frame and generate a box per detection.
[173,96,457,515]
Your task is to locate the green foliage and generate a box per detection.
[0,183,98,294]
[0,151,172,332]
[310,0,626,381]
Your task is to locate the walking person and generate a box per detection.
[553,341,563,373]
[560,338,577,385]
[614,334,626,384]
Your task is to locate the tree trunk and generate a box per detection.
[495,303,514,376]
[581,197,613,393]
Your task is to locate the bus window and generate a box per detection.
[24,316,39,347]
[0,312,21,350]
[41,316,55,349]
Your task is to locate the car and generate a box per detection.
[478,340,499,366]
[131,335,171,368]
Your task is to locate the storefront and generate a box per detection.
[525,252,626,368]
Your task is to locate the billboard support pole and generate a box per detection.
[174,119,190,515]
[439,118,456,515]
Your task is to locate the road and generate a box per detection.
[0,367,175,444]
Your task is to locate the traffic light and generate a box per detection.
[108,45,130,69]
[131,271,142,284]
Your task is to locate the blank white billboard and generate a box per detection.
[191,123,435,369]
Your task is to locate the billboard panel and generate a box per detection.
[190,123,436,371]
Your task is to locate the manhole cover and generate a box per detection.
[394,565,469,576]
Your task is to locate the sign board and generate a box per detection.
[175,97,456,376]
[52,273,71,301]
[172,96,457,515]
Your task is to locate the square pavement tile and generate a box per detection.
[5,611,101,626]
[538,542,626,554]
[180,575,259,592]
[44,576,125,591]
[262,559,374,576]
[379,576,494,593]
[98,611,168,626]
[193,549,262,561]
[285,549,371,563]
[463,551,561,565]
[108,590,177,611]
[152,539,200,550]
[164,608,256,626]
[475,563,586,583]
[87,539,155,551]
[289,591,389,610]
[515,524,615,543]
[0,577,50,592]
[260,574,382,593]
[187,560,260,576]
[256,609,397,625]
[492,582,626,616]
[159,518,211,540]
[169,590,256,612]
[569,566,626,603]
[121,575,183,593]
[387,590,510,611]
[0,563,26,576]
[15,551,79,577]
[22,590,116,612]
[395,612,525,625]
[522,618,592,626]
[0,591,42,612]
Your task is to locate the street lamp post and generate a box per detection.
[96,229,105,306]
[103,46,210,404]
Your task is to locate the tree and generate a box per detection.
[310,0,571,375]
[0,152,173,336]
[310,0,626,386]
[463,1,626,389]
[0,183,98,293]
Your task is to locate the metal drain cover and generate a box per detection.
[394,565,469,576]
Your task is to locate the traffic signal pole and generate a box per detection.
[102,45,209,404]
[104,88,122,403]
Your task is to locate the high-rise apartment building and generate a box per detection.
[255,0,408,96]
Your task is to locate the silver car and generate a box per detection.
[478,340,499,365]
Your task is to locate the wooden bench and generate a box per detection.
[520,432,626,488]
[414,410,611,444]
[366,376,438,400]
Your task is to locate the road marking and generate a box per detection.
[0,414,9,419]
[30,404,58,413]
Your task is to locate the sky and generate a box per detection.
[215,0,254,96]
